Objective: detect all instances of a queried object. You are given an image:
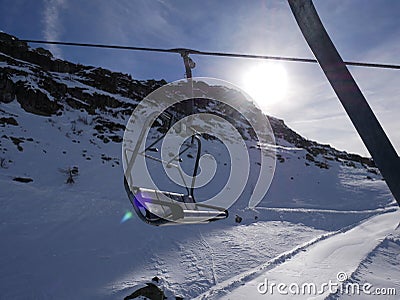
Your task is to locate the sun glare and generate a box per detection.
[242,62,288,108]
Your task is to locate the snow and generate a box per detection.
[213,210,399,299]
[333,229,400,299]
[0,56,399,299]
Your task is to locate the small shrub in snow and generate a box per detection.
[0,157,7,169]
[60,166,79,184]
[70,122,77,132]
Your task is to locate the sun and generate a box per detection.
[242,62,288,107]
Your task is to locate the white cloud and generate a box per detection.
[42,0,66,58]
[94,0,185,47]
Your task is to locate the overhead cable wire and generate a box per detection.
[21,39,400,70]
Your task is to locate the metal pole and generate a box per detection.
[179,51,195,130]
[183,52,193,114]
[288,0,400,206]
[181,51,193,79]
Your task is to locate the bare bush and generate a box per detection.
[0,157,7,169]
[59,166,79,184]
[77,115,92,125]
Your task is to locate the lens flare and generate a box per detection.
[120,211,133,223]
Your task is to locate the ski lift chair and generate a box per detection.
[123,111,228,226]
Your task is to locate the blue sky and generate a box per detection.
[1,0,399,156]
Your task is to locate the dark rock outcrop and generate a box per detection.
[0,117,18,126]
[15,82,61,116]
[0,32,79,73]
[0,72,15,103]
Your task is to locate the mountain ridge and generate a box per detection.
[0,32,376,173]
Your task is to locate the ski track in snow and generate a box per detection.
[201,210,400,300]
[199,230,218,286]
[255,206,397,214]
[106,221,328,299]
[329,228,400,299]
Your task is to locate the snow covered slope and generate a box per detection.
[0,33,398,299]
[209,210,399,299]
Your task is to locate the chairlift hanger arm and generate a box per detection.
[142,112,173,154]
[180,51,194,79]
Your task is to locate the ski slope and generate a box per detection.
[1,98,397,299]
[206,210,399,299]
[1,46,399,299]
[337,229,400,299]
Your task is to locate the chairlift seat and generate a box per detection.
[124,179,228,226]
[123,110,228,226]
